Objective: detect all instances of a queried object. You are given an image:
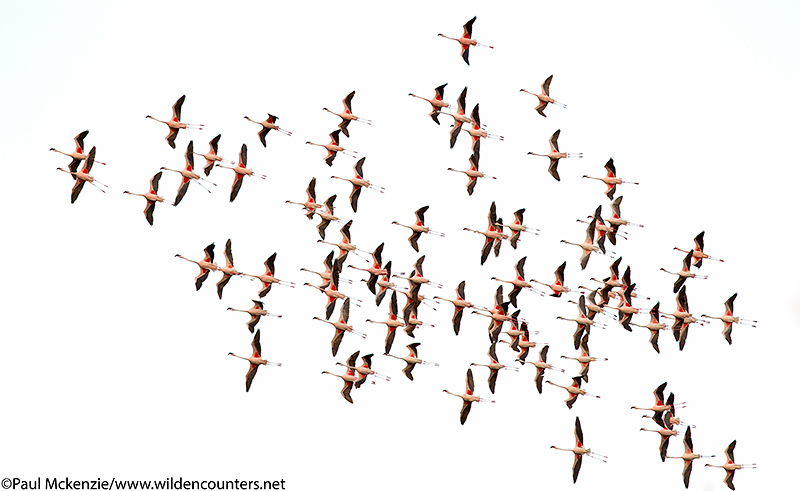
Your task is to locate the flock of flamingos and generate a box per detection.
[52,16,757,489]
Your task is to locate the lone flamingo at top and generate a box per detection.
[51,130,106,175]
[408,83,450,125]
[550,417,607,483]
[215,144,266,203]
[323,91,372,138]
[666,427,716,488]
[392,205,445,252]
[123,171,173,225]
[331,157,385,212]
[701,293,757,345]
[56,146,108,203]
[674,231,724,268]
[443,368,495,425]
[175,243,218,291]
[520,75,567,117]
[438,16,493,65]
[244,114,291,147]
[705,440,757,490]
[228,329,281,392]
[160,141,216,206]
[146,95,203,149]
[306,130,356,166]
[528,129,583,181]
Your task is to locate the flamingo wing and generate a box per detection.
[549,129,561,153]
[402,362,415,381]
[340,382,354,404]
[166,127,179,149]
[572,453,583,483]
[70,179,86,204]
[172,95,185,121]
[459,400,472,425]
[216,274,232,299]
[209,134,220,154]
[143,200,156,226]
[244,363,259,392]
[548,158,561,181]
[257,127,270,147]
[541,75,553,95]
[174,180,191,207]
[331,329,345,357]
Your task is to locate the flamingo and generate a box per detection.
[123,171,172,225]
[509,321,544,360]
[175,243,218,291]
[366,290,405,354]
[561,219,599,270]
[603,282,639,331]
[438,16,493,65]
[520,74,567,117]
[557,295,595,350]
[372,260,396,306]
[323,91,372,138]
[160,141,216,206]
[433,280,474,335]
[518,345,564,393]
[674,231,724,268]
[640,409,679,462]
[631,382,673,416]
[583,158,638,200]
[313,298,367,356]
[435,87,473,148]
[216,239,245,299]
[321,356,363,404]
[318,220,371,262]
[571,287,612,321]
[470,342,518,394]
[337,351,391,388]
[661,392,693,428]
[443,368,495,425]
[666,286,705,351]
[395,256,443,300]
[459,104,504,144]
[495,208,538,249]
[630,302,669,353]
[348,243,388,294]
[447,143,496,195]
[244,114,291,147]
[242,252,296,297]
[56,146,107,202]
[331,157,385,212]
[51,130,106,175]
[464,201,508,265]
[300,250,353,289]
[314,195,340,240]
[384,342,438,381]
[530,261,571,297]
[192,134,227,176]
[215,144,266,202]
[304,255,353,320]
[661,251,708,293]
[392,205,445,252]
[286,177,322,220]
[705,440,757,490]
[146,95,203,149]
[227,299,281,333]
[701,293,757,345]
[402,310,435,338]
[306,130,356,166]
[472,300,516,344]
[590,257,623,290]
[550,417,607,483]
[561,333,608,382]
[492,257,544,308]
[666,427,716,488]
[606,196,643,244]
[228,329,281,392]
[546,375,600,409]
[408,83,450,125]
[527,129,582,181]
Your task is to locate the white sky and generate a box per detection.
[2,0,798,489]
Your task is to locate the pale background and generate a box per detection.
[1,1,798,489]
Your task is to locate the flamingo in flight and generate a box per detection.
[603,282,639,331]
[550,417,607,483]
[384,342,438,381]
[392,205,445,252]
[146,95,203,149]
[705,440,757,490]
[438,16,493,65]
[435,87,474,148]
[447,142,496,195]
[630,302,669,353]
[366,290,405,354]
[348,242,389,294]
[666,427,716,488]
[306,130,356,166]
[244,114,292,147]
[215,144,266,202]
[227,299,281,333]
[492,257,544,308]
[443,368,495,425]
[640,408,679,462]
[318,220,371,262]
[520,75,567,117]
[631,382,673,417]
[518,345,564,394]
[51,130,107,174]
[300,251,352,289]
[495,208,538,249]
[323,91,372,138]
[664,286,705,351]
[175,243,218,291]
[459,104,504,144]
[123,171,172,225]
[546,375,600,409]
[557,295,596,350]
[314,195,341,240]
[313,298,367,357]
[228,329,281,392]
[530,261,571,297]
[701,293,757,344]
[396,255,443,301]
[337,351,391,388]
[286,177,322,220]
[192,134,229,176]
[583,158,638,200]
[304,255,355,320]
[160,141,216,206]
[561,333,608,382]
[527,129,582,181]
[508,320,544,360]
[606,196,643,244]
[408,83,450,125]
[242,252,296,297]
[470,342,518,394]
[331,157,385,212]
[661,251,708,293]
[56,146,107,202]
[561,218,599,270]
[321,352,364,404]
[674,231,724,268]
[433,280,474,335]
[216,239,246,299]
[464,201,508,265]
